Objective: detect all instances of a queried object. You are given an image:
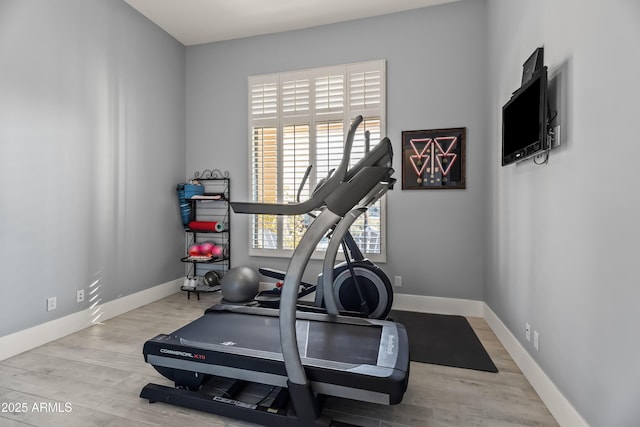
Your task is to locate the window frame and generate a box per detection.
[247,59,387,263]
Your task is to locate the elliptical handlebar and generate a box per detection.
[333,114,361,181]
[295,164,313,203]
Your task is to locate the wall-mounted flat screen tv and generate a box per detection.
[501,66,548,166]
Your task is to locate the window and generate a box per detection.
[248,60,386,260]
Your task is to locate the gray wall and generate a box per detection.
[486,1,640,426]
[186,0,489,298]
[0,0,186,336]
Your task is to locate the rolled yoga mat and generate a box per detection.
[188,221,225,232]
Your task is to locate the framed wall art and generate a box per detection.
[401,127,466,190]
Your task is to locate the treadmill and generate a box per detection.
[140,116,410,426]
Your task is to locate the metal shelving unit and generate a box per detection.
[180,169,230,300]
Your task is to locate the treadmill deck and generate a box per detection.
[143,306,409,405]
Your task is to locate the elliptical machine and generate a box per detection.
[255,128,393,320]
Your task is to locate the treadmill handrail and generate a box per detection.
[280,208,342,385]
[279,160,395,386]
[230,115,362,216]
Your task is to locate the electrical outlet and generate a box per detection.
[47,297,57,312]
[394,276,402,287]
[77,289,85,303]
[525,322,531,342]
[534,330,540,351]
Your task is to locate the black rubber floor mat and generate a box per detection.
[389,310,498,373]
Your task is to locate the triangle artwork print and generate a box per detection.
[402,128,466,190]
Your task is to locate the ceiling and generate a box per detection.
[123,0,461,46]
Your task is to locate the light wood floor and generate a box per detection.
[0,292,559,427]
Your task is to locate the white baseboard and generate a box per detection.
[0,278,182,362]
[482,304,589,427]
[392,293,485,317]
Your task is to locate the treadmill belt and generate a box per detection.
[171,311,382,365]
[174,312,283,352]
[306,321,381,364]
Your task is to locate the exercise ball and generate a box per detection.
[221,267,260,303]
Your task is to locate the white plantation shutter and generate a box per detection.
[251,77,278,120]
[248,60,386,259]
[315,121,344,181]
[315,74,344,116]
[350,70,382,111]
[250,75,279,249]
[250,126,278,249]
[282,79,310,117]
[282,124,310,250]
